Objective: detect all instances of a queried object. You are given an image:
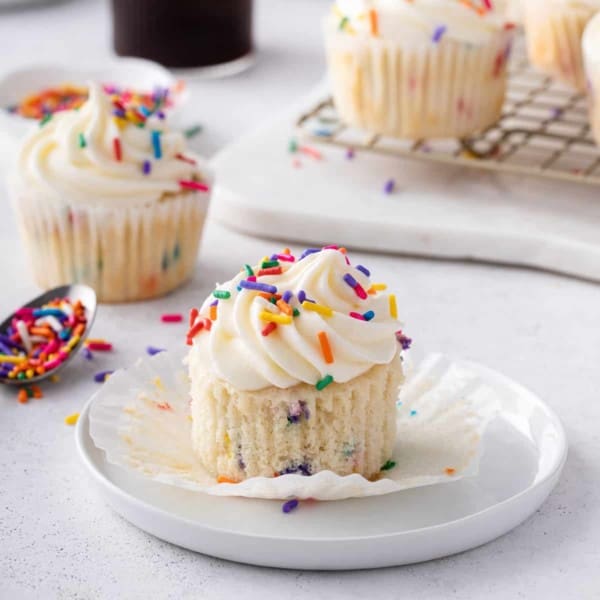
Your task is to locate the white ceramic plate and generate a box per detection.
[76,359,567,570]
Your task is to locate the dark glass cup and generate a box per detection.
[111,0,253,71]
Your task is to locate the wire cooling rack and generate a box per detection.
[296,38,600,186]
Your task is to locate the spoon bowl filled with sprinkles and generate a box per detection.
[0,284,97,388]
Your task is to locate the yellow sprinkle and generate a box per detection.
[25,369,34,379]
[66,335,80,350]
[0,355,26,365]
[369,283,387,292]
[64,413,80,426]
[389,294,398,319]
[153,376,164,390]
[187,415,193,422]
[50,374,60,383]
[259,311,292,325]
[302,301,333,317]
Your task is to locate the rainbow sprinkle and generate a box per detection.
[381,460,396,471]
[302,301,333,317]
[317,331,334,364]
[282,499,299,513]
[432,25,447,43]
[316,374,334,390]
[161,313,183,323]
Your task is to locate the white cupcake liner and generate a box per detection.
[324,29,513,139]
[584,14,600,144]
[10,188,210,303]
[524,0,596,91]
[88,350,499,501]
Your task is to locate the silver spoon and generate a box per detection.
[0,284,97,386]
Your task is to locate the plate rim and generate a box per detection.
[75,356,568,543]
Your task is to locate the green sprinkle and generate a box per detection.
[269,297,277,304]
[39,114,52,127]
[293,308,300,317]
[78,133,86,148]
[315,374,333,390]
[184,124,203,139]
[212,290,231,300]
[381,460,396,471]
[17,372,26,380]
[244,264,254,276]
[289,138,298,153]
[261,260,279,269]
[339,16,349,30]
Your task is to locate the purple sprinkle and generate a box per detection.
[82,347,94,361]
[113,108,126,118]
[142,160,151,175]
[282,290,293,304]
[157,111,165,120]
[210,299,218,307]
[550,107,562,119]
[396,331,412,350]
[239,280,277,294]
[346,148,354,159]
[147,346,165,356]
[343,273,358,288]
[94,370,114,383]
[298,290,306,303]
[299,248,320,260]
[0,334,24,352]
[0,340,13,355]
[355,265,370,277]
[383,179,395,194]
[432,25,447,43]
[282,499,299,514]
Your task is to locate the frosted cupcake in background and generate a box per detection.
[324,0,515,140]
[523,0,600,92]
[10,83,212,303]
[583,13,600,143]
[186,246,408,482]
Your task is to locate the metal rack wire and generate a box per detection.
[296,38,600,186]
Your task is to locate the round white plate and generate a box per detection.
[76,359,567,570]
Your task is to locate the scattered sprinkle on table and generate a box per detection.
[282,499,299,514]
[161,313,183,323]
[381,460,396,471]
[346,148,355,159]
[383,179,395,194]
[147,346,165,356]
[94,370,113,383]
[445,467,456,476]
[64,413,80,426]
[184,124,203,139]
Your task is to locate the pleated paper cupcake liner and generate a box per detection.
[324,28,513,139]
[524,1,596,92]
[11,188,210,303]
[88,350,499,501]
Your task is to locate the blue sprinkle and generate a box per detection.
[82,347,93,361]
[151,130,162,159]
[147,346,165,356]
[282,290,293,303]
[313,129,332,137]
[396,400,403,407]
[383,179,395,194]
[432,25,447,43]
[33,308,66,318]
[94,370,114,383]
[355,265,370,277]
[142,160,151,175]
[299,248,320,260]
[363,310,375,321]
[59,329,71,340]
[282,499,299,514]
[410,409,418,417]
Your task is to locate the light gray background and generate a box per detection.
[0,1,598,598]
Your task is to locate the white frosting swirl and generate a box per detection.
[329,0,512,44]
[188,248,402,391]
[584,12,600,69]
[15,82,209,207]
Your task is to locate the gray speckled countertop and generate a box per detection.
[1,1,599,598]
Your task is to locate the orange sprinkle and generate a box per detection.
[445,467,456,476]
[17,389,28,403]
[276,299,293,316]
[217,476,239,484]
[282,247,291,255]
[339,247,347,254]
[369,9,379,36]
[317,331,334,364]
[209,305,217,321]
[31,385,43,399]
[258,292,282,301]
[30,327,54,338]
[156,402,172,411]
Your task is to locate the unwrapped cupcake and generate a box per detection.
[186,246,408,482]
[324,0,516,139]
[524,0,600,92]
[9,82,212,302]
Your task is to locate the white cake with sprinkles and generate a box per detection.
[186,246,410,482]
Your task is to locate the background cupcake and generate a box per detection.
[9,83,212,303]
[187,247,407,482]
[324,0,515,139]
[524,0,600,92]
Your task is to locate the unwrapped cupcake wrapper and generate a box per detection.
[525,2,595,91]
[11,189,210,303]
[324,29,513,139]
[88,350,500,500]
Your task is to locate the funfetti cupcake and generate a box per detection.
[583,13,600,142]
[524,0,600,92]
[186,246,407,482]
[324,0,515,140]
[9,82,212,303]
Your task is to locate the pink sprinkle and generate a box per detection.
[277,254,295,262]
[323,245,338,250]
[349,311,366,320]
[299,145,322,160]
[354,283,367,300]
[292,158,302,168]
[247,275,257,282]
[161,313,183,323]
[179,180,210,193]
[86,342,113,351]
